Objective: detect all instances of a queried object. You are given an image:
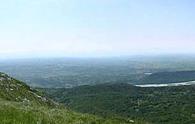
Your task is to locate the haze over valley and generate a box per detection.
[1,56,195,88]
[1,0,195,123]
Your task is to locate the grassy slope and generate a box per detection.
[0,99,140,124]
[42,83,195,124]
[0,72,146,124]
[0,72,54,106]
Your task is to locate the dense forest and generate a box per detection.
[41,83,195,124]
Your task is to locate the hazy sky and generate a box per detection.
[0,0,195,58]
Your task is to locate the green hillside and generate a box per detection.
[0,72,146,124]
[42,83,195,124]
[0,72,55,106]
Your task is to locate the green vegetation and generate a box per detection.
[0,72,54,106]
[42,83,195,124]
[0,99,141,124]
[0,72,146,124]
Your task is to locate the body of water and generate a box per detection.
[135,81,195,87]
